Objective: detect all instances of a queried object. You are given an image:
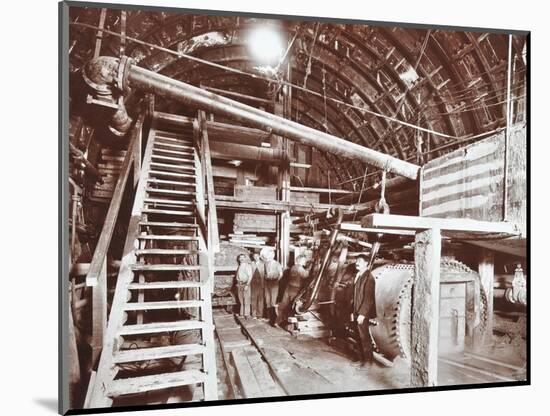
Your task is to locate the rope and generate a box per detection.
[375,170,390,215]
[352,166,369,222]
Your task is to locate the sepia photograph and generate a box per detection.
[59,1,529,413]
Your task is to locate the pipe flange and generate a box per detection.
[82,56,120,96]
[117,55,134,93]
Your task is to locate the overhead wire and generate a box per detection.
[70,19,526,180]
[70,21,457,139]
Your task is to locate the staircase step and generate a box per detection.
[146,188,196,197]
[142,208,194,217]
[139,221,197,229]
[148,170,196,179]
[109,370,206,396]
[144,197,194,206]
[101,148,126,156]
[152,147,194,156]
[137,235,198,241]
[118,320,205,336]
[124,300,204,311]
[135,249,199,256]
[144,198,194,207]
[155,136,192,144]
[147,178,196,187]
[150,162,195,172]
[153,141,194,151]
[155,130,191,139]
[131,264,201,272]
[151,154,194,163]
[113,344,206,363]
[128,281,204,290]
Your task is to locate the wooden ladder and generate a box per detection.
[86,119,218,408]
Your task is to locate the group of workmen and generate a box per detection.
[233,248,378,368]
[234,248,309,325]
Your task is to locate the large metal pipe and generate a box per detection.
[84,57,419,179]
[95,57,419,180]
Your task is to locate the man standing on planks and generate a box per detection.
[261,247,283,326]
[281,255,309,318]
[235,254,253,319]
[250,251,265,319]
[351,254,378,367]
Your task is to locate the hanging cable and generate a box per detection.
[352,166,369,221]
[70,21,456,139]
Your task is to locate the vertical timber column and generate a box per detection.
[278,63,292,268]
[91,257,107,365]
[411,228,441,387]
[478,249,495,344]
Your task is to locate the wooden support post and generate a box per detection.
[119,10,127,57]
[199,252,218,400]
[277,74,291,268]
[93,8,107,58]
[133,122,141,187]
[91,257,107,365]
[198,111,220,254]
[478,249,495,344]
[86,115,143,287]
[411,228,441,387]
[465,280,477,350]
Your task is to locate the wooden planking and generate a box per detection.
[438,358,515,382]
[127,281,204,290]
[109,370,205,396]
[242,347,283,397]
[142,208,195,216]
[420,125,526,225]
[420,139,503,218]
[143,197,194,206]
[231,349,264,398]
[113,344,206,363]
[234,185,278,201]
[118,320,204,335]
[235,316,332,395]
[124,300,203,310]
[147,178,196,187]
[135,249,198,256]
[131,264,200,272]
[362,213,519,235]
[139,221,197,228]
[153,141,194,151]
[150,162,196,172]
[151,153,195,163]
[153,146,194,157]
[137,235,197,241]
[145,188,196,196]
[340,222,416,235]
[148,169,196,179]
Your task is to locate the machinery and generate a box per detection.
[293,234,488,362]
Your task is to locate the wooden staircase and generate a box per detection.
[90,148,127,202]
[86,119,218,407]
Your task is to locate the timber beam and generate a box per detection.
[154,111,273,147]
[362,214,520,236]
[214,194,354,214]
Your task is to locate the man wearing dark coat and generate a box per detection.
[351,254,377,366]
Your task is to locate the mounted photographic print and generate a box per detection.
[59,1,530,414]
